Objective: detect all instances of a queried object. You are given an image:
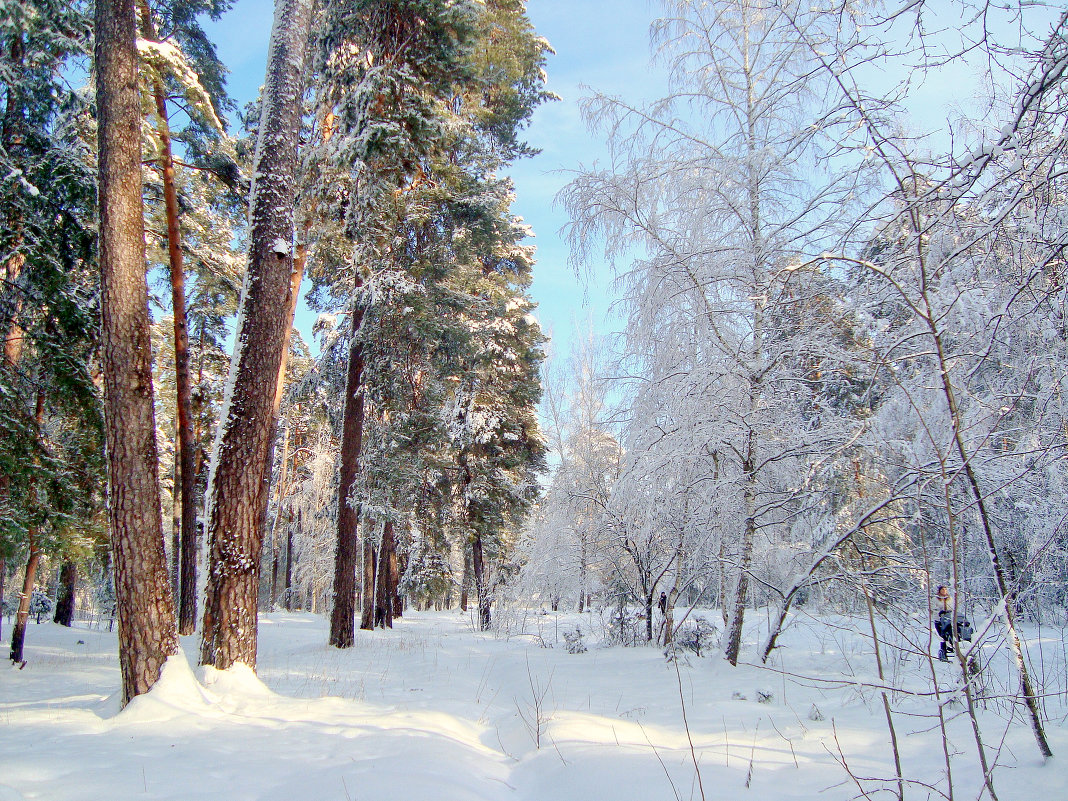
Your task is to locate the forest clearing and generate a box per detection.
[4,0,1068,797]
[3,609,1066,801]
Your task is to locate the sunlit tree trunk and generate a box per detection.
[136,0,199,637]
[258,233,307,608]
[8,533,39,663]
[0,11,26,365]
[330,299,367,646]
[95,0,179,704]
[200,0,311,671]
[360,524,377,631]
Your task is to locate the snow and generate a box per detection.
[2,611,1066,800]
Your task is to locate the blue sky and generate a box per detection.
[204,0,668,363]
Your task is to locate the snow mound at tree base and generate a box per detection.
[198,661,274,699]
[2,611,1065,800]
[113,652,218,722]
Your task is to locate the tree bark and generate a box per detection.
[663,585,678,647]
[723,432,757,665]
[330,302,367,647]
[8,534,39,663]
[171,457,180,600]
[0,20,26,365]
[471,533,491,631]
[722,514,754,665]
[268,421,290,608]
[459,544,471,612]
[284,509,295,611]
[360,535,377,631]
[136,1,199,637]
[376,520,396,629]
[53,561,77,627]
[257,234,307,609]
[95,0,180,704]
[391,549,403,619]
[199,0,312,671]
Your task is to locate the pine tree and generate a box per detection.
[95,0,179,704]
[199,0,312,671]
[308,0,484,646]
[1,0,111,663]
[136,0,237,635]
[309,0,552,642]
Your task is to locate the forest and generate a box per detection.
[2,0,1068,799]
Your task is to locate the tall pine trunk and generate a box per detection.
[199,0,311,671]
[53,562,77,627]
[256,234,307,608]
[136,1,199,638]
[8,533,39,663]
[471,533,490,631]
[330,301,367,647]
[0,17,26,365]
[95,0,179,704]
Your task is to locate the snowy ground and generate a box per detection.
[2,608,1066,800]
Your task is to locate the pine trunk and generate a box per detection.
[268,422,290,608]
[137,1,199,637]
[360,537,377,630]
[95,0,179,705]
[391,549,403,619]
[0,22,26,365]
[256,238,307,610]
[8,537,39,663]
[376,520,396,629]
[459,545,471,612]
[170,457,180,599]
[199,0,311,671]
[330,304,366,647]
[53,561,77,627]
[284,511,295,611]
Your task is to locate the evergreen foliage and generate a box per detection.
[0,0,104,563]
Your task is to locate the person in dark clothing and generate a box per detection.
[657,592,667,617]
[934,585,973,661]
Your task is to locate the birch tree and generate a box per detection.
[787,0,1068,762]
[562,0,863,663]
